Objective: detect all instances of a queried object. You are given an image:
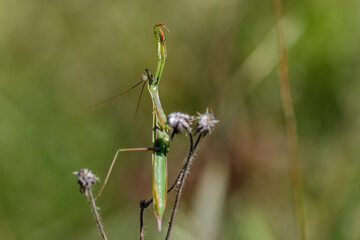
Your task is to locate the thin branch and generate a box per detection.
[140,199,152,240]
[165,133,203,240]
[87,189,108,240]
[167,133,194,193]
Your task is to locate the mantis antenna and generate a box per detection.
[87,79,146,108]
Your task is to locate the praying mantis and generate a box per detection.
[80,23,218,239]
[94,23,171,231]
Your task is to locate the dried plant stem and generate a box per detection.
[274,1,308,240]
[87,189,108,240]
[140,200,150,240]
[165,133,202,240]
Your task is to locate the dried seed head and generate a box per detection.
[73,169,100,194]
[195,109,218,136]
[167,112,193,139]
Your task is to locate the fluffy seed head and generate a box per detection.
[73,169,99,194]
[167,112,193,138]
[195,109,218,136]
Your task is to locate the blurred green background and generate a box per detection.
[1,0,360,239]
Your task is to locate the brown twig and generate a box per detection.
[140,199,151,240]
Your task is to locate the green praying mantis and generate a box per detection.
[94,23,171,230]
[81,24,217,239]
[90,23,218,236]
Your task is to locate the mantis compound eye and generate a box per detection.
[141,74,148,82]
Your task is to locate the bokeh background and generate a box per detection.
[1,0,360,239]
